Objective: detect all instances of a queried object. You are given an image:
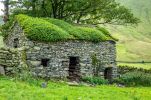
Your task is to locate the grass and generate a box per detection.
[1,76,151,100]
[9,14,115,42]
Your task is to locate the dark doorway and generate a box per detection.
[104,67,112,80]
[68,57,80,80]
[13,38,19,48]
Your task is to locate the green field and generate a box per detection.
[0,77,151,100]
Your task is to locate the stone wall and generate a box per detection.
[0,47,21,75]
[24,40,117,79]
[5,23,118,80]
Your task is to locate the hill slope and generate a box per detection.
[105,0,151,62]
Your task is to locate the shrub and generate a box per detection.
[82,77,109,85]
[117,71,151,86]
[118,65,151,74]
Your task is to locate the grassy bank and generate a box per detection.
[0,76,151,100]
[118,63,151,69]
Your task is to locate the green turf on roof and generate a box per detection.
[15,14,116,42]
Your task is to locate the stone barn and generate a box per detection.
[4,14,117,80]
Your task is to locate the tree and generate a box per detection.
[9,0,140,25]
[3,0,10,23]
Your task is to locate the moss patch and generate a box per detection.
[14,14,116,42]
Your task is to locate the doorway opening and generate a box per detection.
[104,67,112,80]
[68,56,80,80]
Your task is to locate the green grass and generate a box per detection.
[10,14,115,42]
[1,77,151,100]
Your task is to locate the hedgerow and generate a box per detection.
[3,14,117,42]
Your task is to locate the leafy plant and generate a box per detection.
[91,54,105,76]
[117,71,151,86]
[82,77,109,85]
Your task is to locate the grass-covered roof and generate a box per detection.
[15,14,117,42]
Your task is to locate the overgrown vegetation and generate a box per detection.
[115,71,151,86]
[82,77,109,85]
[118,65,151,74]
[115,65,151,86]
[91,53,105,76]
[2,14,116,42]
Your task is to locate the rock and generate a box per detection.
[41,82,47,88]
[0,65,5,75]
[67,81,79,86]
[30,61,41,66]
[34,46,41,50]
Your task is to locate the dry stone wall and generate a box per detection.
[0,48,19,67]
[0,47,24,75]
[23,40,117,79]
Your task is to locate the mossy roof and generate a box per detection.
[15,14,117,42]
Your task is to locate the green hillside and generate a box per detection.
[104,0,151,62]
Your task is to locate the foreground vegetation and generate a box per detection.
[0,76,151,100]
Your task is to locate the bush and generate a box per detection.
[82,77,109,85]
[118,65,151,74]
[117,71,151,86]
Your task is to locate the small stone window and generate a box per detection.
[41,59,49,67]
[13,38,19,48]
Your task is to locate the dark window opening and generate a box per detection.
[109,40,115,44]
[104,67,112,80]
[13,38,19,48]
[41,59,49,67]
[68,56,80,80]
